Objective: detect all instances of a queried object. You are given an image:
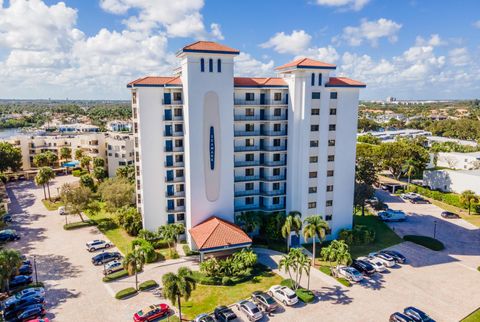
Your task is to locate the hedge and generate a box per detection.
[102,269,128,282]
[72,169,88,177]
[139,280,158,291]
[183,244,199,256]
[192,264,270,286]
[115,287,137,299]
[296,288,315,303]
[408,185,479,213]
[403,235,445,251]
[63,220,96,230]
[151,239,170,249]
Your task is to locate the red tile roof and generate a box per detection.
[275,57,336,71]
[189,216,252,250]
[127,76,288,87]
[326,77,366,87]
[181,41,240,54]
[127,76,181,87]
[234,77,287,87]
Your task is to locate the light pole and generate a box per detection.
[33,255,38,285]
[433,220,437,239]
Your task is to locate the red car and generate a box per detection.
[26,319,50,322]
[133,304,170,322]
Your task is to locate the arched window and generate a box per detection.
[311,73,315,86]
[200,58,205,72]
[209,58,213,72]
[318,73,322,86]
[217,59,221,72]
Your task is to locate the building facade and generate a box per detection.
[128,41,365,248]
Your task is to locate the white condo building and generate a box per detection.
[128,41,365,252]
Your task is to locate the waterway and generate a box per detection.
[0,128,22,140]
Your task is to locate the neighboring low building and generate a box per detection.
[427,136,478,147]
[358,129,432,141]
[106,133,135,176]
[57,123,100,133]
[423,169,480,195]
[435,152,480,170]
[107,120,132,132]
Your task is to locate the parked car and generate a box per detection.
[25,318,50,322]
[332,265,364,282]
[366,197,379,205]
[390,312,414,322]
[401,192,420,201]
[86,240,112,252]
[91,252,121,265]
[2,213,13,223]
[441,211,460,219]
[268,285,298,306]
[404,307,435,321]
[359,256,387,272]
[0,229,20,241]
[58,206,66,215]
[378,209,406,222]
[103,260,123,275]
[3,297,45,320]
[133,303,170,322]
[20,255,31,267]
[410,196,429,204]
[251,291,278,312]
[18,264,33,276]
[351,259,376,275]
[10,275,33,288]
[381,250,406,264]
[214,305,237,322]
[369,252,396,267]
[236,300,263,321]
[16,304,47,322]
[7,287,45,304]
[193,313,215,322]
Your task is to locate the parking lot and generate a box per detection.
[4,179,480,321]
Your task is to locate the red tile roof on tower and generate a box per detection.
[127,76,181,87]
[189,216,252,251]
[127,76,290,88]
[179,41,240,55]
[234,77,287,87]
[275,57,336,70]
[326,77,366,87]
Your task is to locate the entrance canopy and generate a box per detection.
[189,217,252,257]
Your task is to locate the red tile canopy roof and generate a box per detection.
[189,216,252,251]
[275,57,336,71]
[234,77,287,87]
[325,77,366,88]
[180,41,240,55]
[127,76,181,87]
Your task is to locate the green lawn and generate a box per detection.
[180,271,283,319]
[42,199,63,211]
[427,199,480,228]
[462,308,480,322]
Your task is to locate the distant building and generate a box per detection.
[424,169,480,195]
[57,123,100,133]
[107,120,132,132]
[435,152,480,170]
[358,129,432,141]
[106,133,135,176]
[427,136,478,147]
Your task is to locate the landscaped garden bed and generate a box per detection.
[115,287,137,299]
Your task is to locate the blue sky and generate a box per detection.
[1,0,479,100]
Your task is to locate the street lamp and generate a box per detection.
[33,255,38,285]
[433,220,437,239]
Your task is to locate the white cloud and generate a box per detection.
[235,52,274,77]
[337,18,402,47]
[473,20,480,29]
[315,0,370,11]
[260,30,312,55]
[210,23,224,40]
[448,47,470,67]
[301,45,340,63]
[415,34,445,47]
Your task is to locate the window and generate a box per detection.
[273,139,281,146]
[330,92,338,99]
[311,108,320,115]
[246,138,254,146]
[177,213,185,221]
[176,169,184,177]
[177,184,184,192]
[273,153,281,161]
[329,124,336,131]
[246,108,254,116]
[273,182,280,190]
[311,125,319,131]
[326,200,333,207]
[173,92,182,101]
[209,58,213,72]
[175,154,183,162]
[274,108,281,116]
[175,139,183,147]
[217,59,221,72]
[328,140,336,146]
[318,73,322,86]
[326,185,334,192]
[176,199,184,207]
[330,108,337,115]
[245,124,255,132]
[327,155,335,162]
[245,153,254,161]
[245,168,254,176]
[174,108,183,117]
[311,73,315,86]
[273,168,280,176]
[175,124,183,132]
[312,92,321,99]
[245,182,254,190]
[309,187,317,193]
[246,197,254,204]
[310,140,319,147]
[308,202,316,209]
[274,93,282,101]
[273,197,280,204]
[327,170,334,177]
[309,171,317,178]
[200,58,205,72]
[310,156,318,163]
[168,214,175,224]
[326,214,332,221]
[132,92,137,104]
[273,123,281,131]
[246,93,255,101]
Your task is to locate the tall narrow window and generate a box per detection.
[200,58,205,72]
[311,73,315,86]
[318,73,322,86]
[209,58,213,72]
[217,59,221,72]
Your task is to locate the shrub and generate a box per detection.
[169,250,180,259]
[139,280,158,291]
[403,235,445,251]
[102,269,128,282]
[151,240,170,249]
[72,169,87,177]
[63,220,96,230]
[280,279,296,289]
[221,276,233,286]
[338,225,375,245]
[296,288,315,303]
[115,287,137,299]
[183,244,199,256]
[115,206,142,236]
[131,239,157,263]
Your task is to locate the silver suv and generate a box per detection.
[86,240,112,252]
[236,300,263,321]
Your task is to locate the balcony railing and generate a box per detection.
[262,114,288,121]
[260,189,286,196]
[164,162,185,168]
[164,146,184,152]
[164,131,184,137]
[260,204,286,211]
[262,160,287,166]
[234,98,288,105]
[234,115,261,121]
[165,191,186,198]
[234,175,260,182]
[233,114,288,121]
[234,160,261,167]
[261,174,286,181]
[234,204,259,211]
[234,131,260,137]
[166,205,186,212]
[234,190,260,197]
[165,176,185,183]
[162,99,183,105]
[261,130,287,136]
[234,145,260,152]
[260,145,287,151]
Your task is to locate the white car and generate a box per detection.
[334,265,364,282]
[378,209,406,222]
[86,239,112,252]
[103,260,123,275]
[359,256,387,272]
[268,285,298,306]
[369,252,396,267]
[58,206,66,215]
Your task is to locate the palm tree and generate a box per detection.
[80,156,92,172]
[162,267,196,321]
[60,147,71,162]
[303,215,329,267]
[34,170,48,200]
[0,249,22,293]
[74,149,84,160]
[281,211,302,249]
[123,247,146,291]
[236,211,262,236]
[158,224,184,256]
[320,240,352,268]
[460,190,477,216]
[279,247,308,290]
[279,253,295,282]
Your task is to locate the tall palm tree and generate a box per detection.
[303,215,329,267]
[60,147,72,162]
[281,211,302,249]
[158,223,184,256]
[0,249,22,293]
[34,170,48,200]
[122,247,146,290]
[460,190,477,216]
[42,167,55,200]
[236,211,262,236]
[279,253,295,282]
[162,267,196,321]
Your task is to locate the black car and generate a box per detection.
[16,304,46,321]
[351,259,376,275]
[441,211,460,219]
[380,250,406,264]
[18,264,33,276]
[251,291,278,312]
[9,275,33,288]
[214,305,237,322]
[3,297,45,320]
[0,229,20,242]
[2,214,13,223]
[390,312,414,322]
[410,197,429,204]
[404,307,435,321]
[91,252,122,265]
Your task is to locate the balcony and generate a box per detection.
[164,146,184,152]
[165,191,186,198]
[234,145,260,152]
[166,205,186,212]
[234,175,260,182]
[234,190,260,197]
[234,131,260,137]
[261,130,287,136]
[262,114,288,121]
[262,160,287,166]
[261,174,286,181]
[234,160,260,167]
[233,114,288,121]
[234,98,288,106]
[164,162,185,168]
[260,145,287,151]
[234,115,261,121]
[261,189,286,196]
[234,204,259,211]
[165,176,185,183]
[164,131,184,137]
[260,204,286,211]
[162,99,183,105]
